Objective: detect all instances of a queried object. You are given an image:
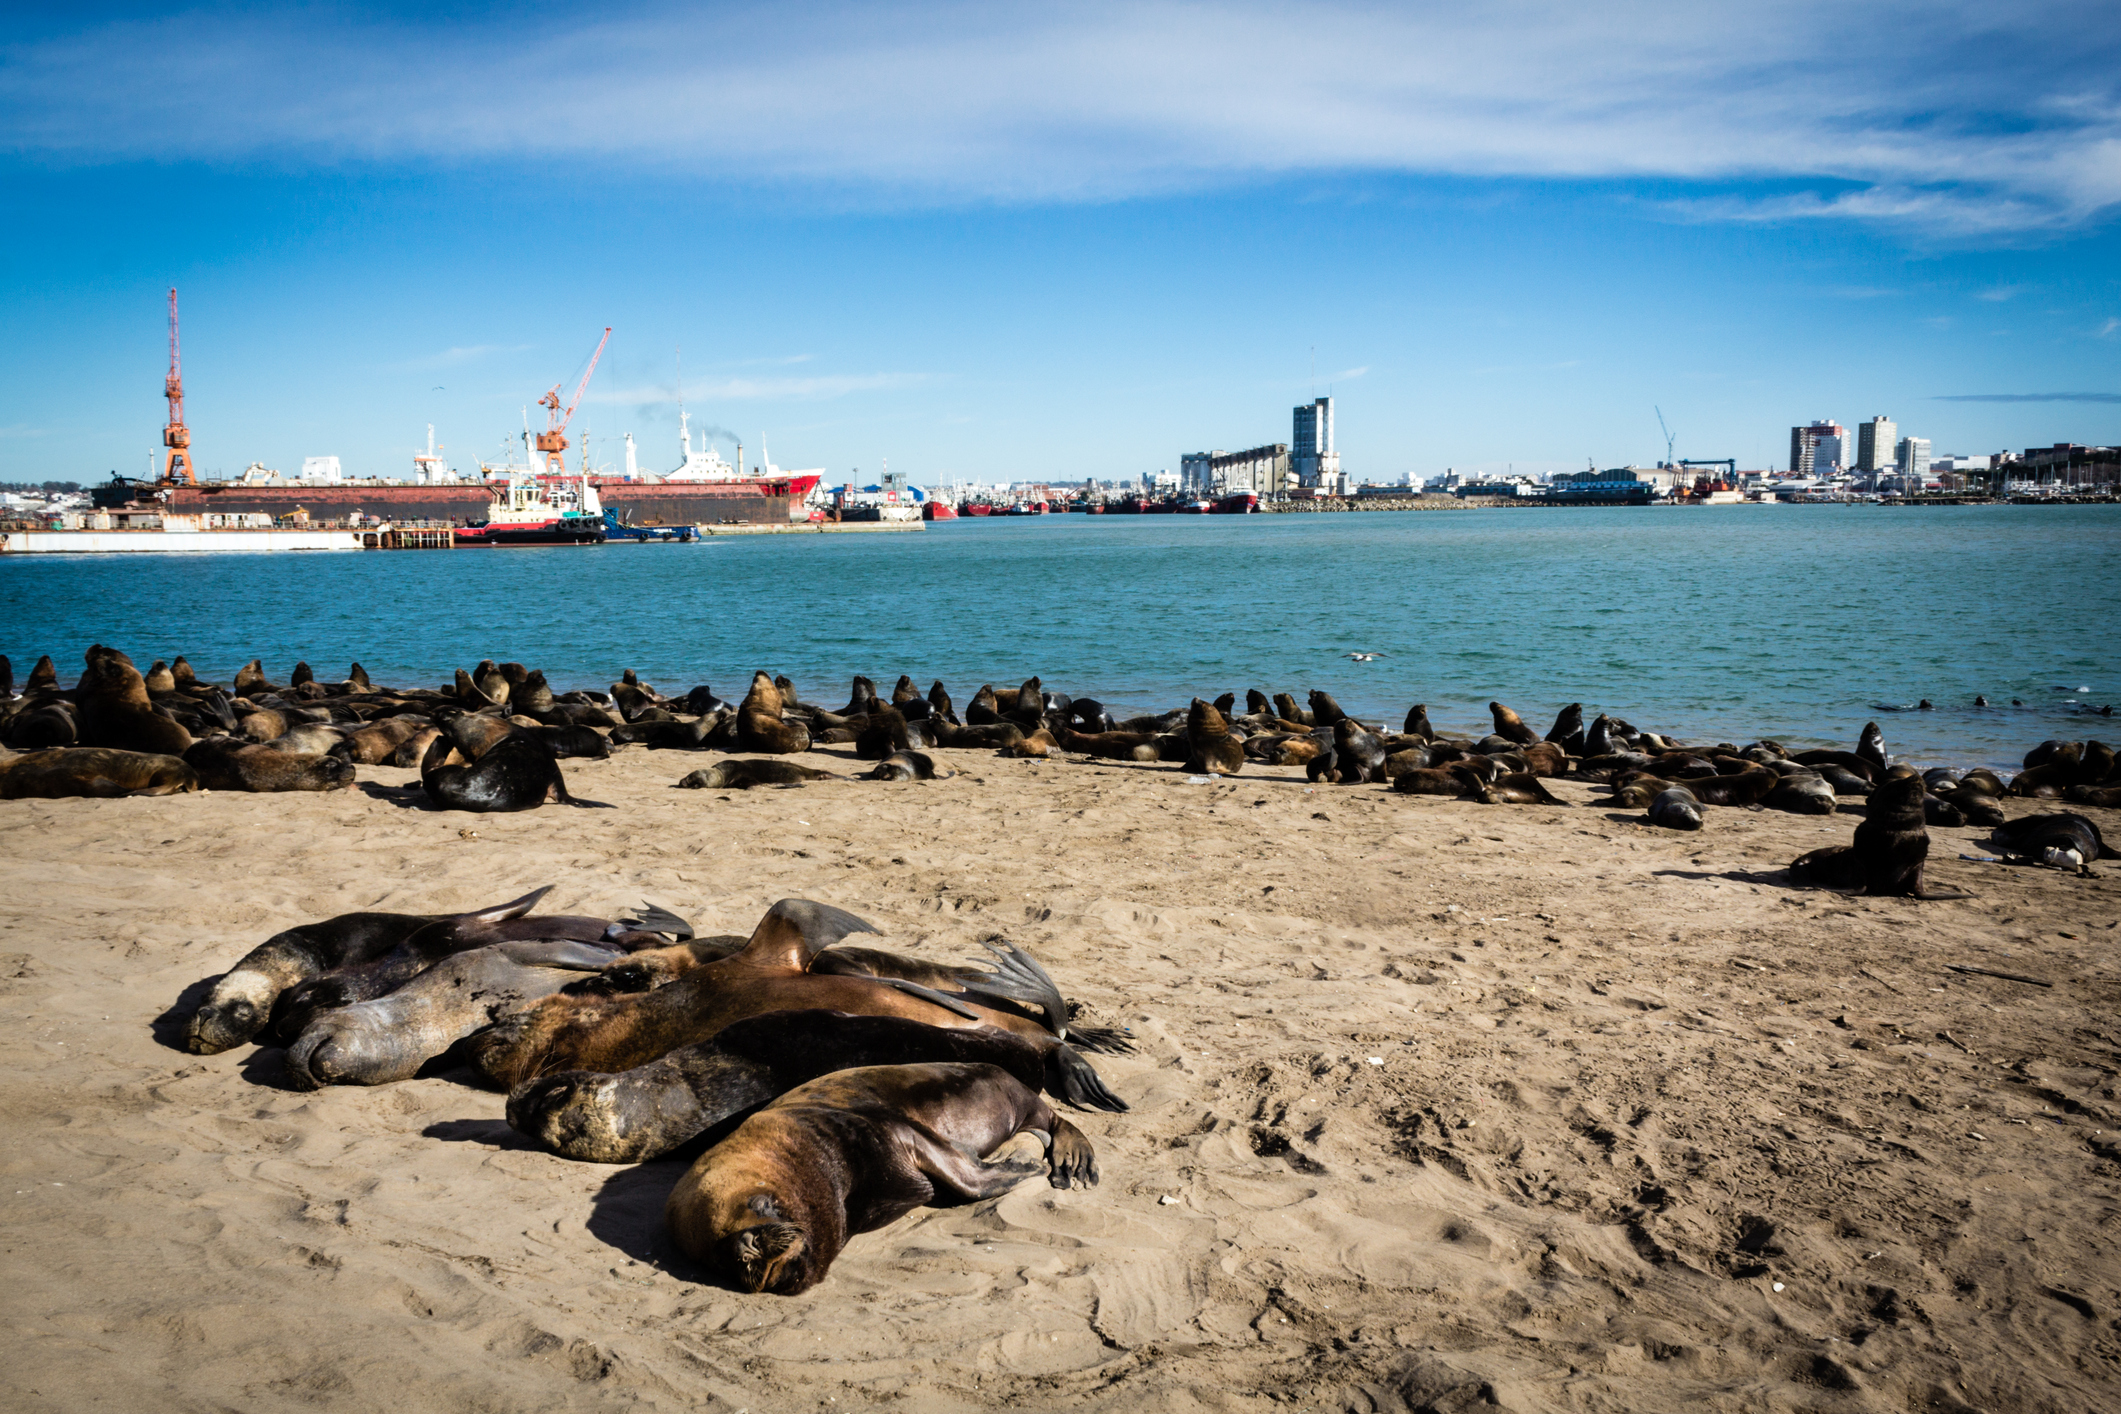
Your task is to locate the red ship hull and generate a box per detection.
[136,475,821,527]
[922,500,958,521]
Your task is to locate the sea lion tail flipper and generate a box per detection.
[620,900,696,941]
[746,898,883,969]
[498,940,626,971]
[1046,1043,1129,1113]
[881,978,983,1020]
[967,940,1071,1039]
[469,884,557,922]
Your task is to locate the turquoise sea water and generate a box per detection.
[3,504,2115,769]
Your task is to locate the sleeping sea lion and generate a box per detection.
[678,760,843,789]
[855,705,911,760]
[736,671,810,754]
[1991,812,2116,870]
[1787,774,1966,898]
[1183,698,1244,776]
[665,1062,1098,1294]
[1055,726,1159,762]
[0,747,198,799]
[866,751,953,782]
[469,899,1100,1090]
[287,937,628,1088]
[76,645,192,756]
[3,702,77,748]
[508,1009,1125,1163]
[1477,772,1567,806]
[338,716,430,764]
[187,907,448,1053]
[1392,765,1481,798]
[1648,785,1704,830]
[183,737,355,792]
[1489,701,1540,746]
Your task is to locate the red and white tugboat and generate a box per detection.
[454,473,608,546]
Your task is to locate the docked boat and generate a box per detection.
[455,474,607,546]
[1211,492,1260,514]
[922,498,959,521]
[602,508,696,542]
[960,501,994,517]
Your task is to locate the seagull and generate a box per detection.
[1343,652,1386,662]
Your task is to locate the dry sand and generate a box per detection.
[3,744,2119,1413]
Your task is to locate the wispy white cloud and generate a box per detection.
[594,372,925,404]
[0,424,49,439]
[2,3,2117,234]
[2098,317,2120,338]
[1976,285,2030,302]
[1328,366,1369,382]
[1933,391,2121,402]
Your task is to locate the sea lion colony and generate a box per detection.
[183,889,1127,1293]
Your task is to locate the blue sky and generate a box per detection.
[3,1,2118,486]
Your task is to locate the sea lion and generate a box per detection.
[1182,699,1244,776]
[2066,784,2121,808]
[525,724,612,759]
[866,750,954,781]
[1669,767,1778,806]
[1003,728,1059,758]
[75,645,193,755]
[933,721,1025,749]
[1477,772,1567,806]
[288,661,315,689]
[187,908,447,1054]
[1582,714,1618,757]
[855,706,911,760]
[182,737,356,792]
[1055,726,1160,762]
[1328,718,1388,783]
[1647,785,1704,830]
[469,899,1097,1090]
[678,760,843,789]
[144,659,177,695]
[421,721,595,812]
[1392,765,1481,798]
[232,660,272,697]
[25,656,57,692]
[287,937,627,1088]
[927,681,957,724]
[665,1062,1098,1294]
[1402,704,1434,740]
[345,662,372,693]
[965,684,1003,726]
[389,726,442,768]
[0,747,198,799]
[890,675,921,705]
[338,716,431,764]
[1272,693,1313,727]
[508,1009,1125,1163]
[1789,774,1967,898]
[3,701,76,748]
[1923,793,1966,827]
[1763,766,1837,815]
[1307,691,1351,729]
[1943,786,2008,825]
[1991,812,2116,870]
[610,717,712,749]
[1544,704,1585,756]
[1008,677,1047,730]
[1489,701,1540,746]
[735,671,810,754]
[1857,721,1888,773]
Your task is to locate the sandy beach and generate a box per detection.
[3,742,2119,1413]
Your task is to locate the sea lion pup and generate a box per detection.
[733,671,810,754]
[1647,785,1704,830]
[287,936,630,1089]
[666,1061,1099,1294]
[76,645,193,755]
[187,906,449,1054]
[509,1009,1126,1164]
[679,759,844,789]
[0,747,198,800]
[866,751,953,781]
[1055,726,1160,762]
[1183,699,1244,776]
[1544,703,1586,756]
[1992,812,2116,870]
[1488,701,1541,746]
[421,720,597,812]
[183,737,356,792]
[469,899,1101,1090]
[1789,774,1968,898]
[1477,772,1568,806]
[26,655,58,692]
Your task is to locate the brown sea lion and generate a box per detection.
[187,907,447,1054]
[1273,692,1313,727]
[1183,699,1244,776]
[339,716,430,764]
[855,705,911,760]
[1003,728,1060,758]
[1477,772,1568,806]
[26,655,57,692]
[76,645,192,755]
[509,1008,1125,1164]
[389,725,442,767]
[665,1062,1098,1294]
[232,660,272,697]
[1788,774,1966,897]
[468,899,1094,1090]
[927,681,956,723]
[0,747,198,799]
[1392,765,1481,797]
[1307,690,1351,728]
[237,708,288,743]
[1055,726,1160,761]
[144,660,177,695]
[736,671,811,754]
[933,720,1024,749]
[183,737,355,792]
[678,759,843,789]
[1488,701,1540,746]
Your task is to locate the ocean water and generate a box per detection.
[3,504,2115,769]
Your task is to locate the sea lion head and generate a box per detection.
[725,1210,813,1294]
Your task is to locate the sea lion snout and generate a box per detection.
[727,1222,811,1294]
[187,997,261,1055]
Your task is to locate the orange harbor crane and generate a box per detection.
[534,327,611,474]
[162,287,196,485]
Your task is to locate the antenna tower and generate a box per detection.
[162,288,196,485]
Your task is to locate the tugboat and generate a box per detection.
[454,473,608,546]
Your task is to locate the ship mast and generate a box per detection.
[162,288,196,485]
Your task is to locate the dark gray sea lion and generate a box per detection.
[76,645,193,756]
[289,661,315,689]
[1329,718,1387,783]
[1544,703,1585,756]
[1183,699,1244,776]
[1788,774,1967,898]
[855,706,911,760]
[1923,793,1966,827]
[1648,786,1704,830]
[0,747,198,799]
[522,724,610,758]
[1582,714,1618,757]
[4,701,77,748]
[345,662,372,693]
[287,937,627,1088]
[1943,787,2008,825]
[610,717,710,749]
[1812,763,1875,796]
[187,907,446,1054]
[734,671,811,754]
[866,751,953,781]
[965,684,1003,725]
[1273,693,1313,727]
[1401,704,1434,739]
[1763,765,1837,815]
[679,760,843,789]
[0,655,12,698]
[1791,749,1879,784]
[666,1062,1098,1295]
[1308,691,1352,729]
[927,681,957,724]
[183,737,355,792]
[2066,785,2121,808]
[1392,765,1482,797]
[470,899,1107,1090]
[1857,721,1888,773]
[508,1009,1125,1164]
[1992,812,2116,869]
[422,723,595,812]
[934,721,1025,750]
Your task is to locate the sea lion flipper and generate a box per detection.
[741,898,883,970]
[964,940,1070,1039]
[497,940,623,971]
[466,885,556,923]
[881,978,983,1020]
[621,900,696,941]
[1046,1043,1128,1113]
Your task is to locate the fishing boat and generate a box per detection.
[959,500,994,517]
[922,498,959,521]
[454,473,607,546]
[1211,492,1260,514]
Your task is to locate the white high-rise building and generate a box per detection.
[1789,421,1846,476]
[1896,436,1932,478]
[1857,416,1897,473]
[1292,397,1344,492]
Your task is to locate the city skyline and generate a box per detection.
[3,2,2118,486]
